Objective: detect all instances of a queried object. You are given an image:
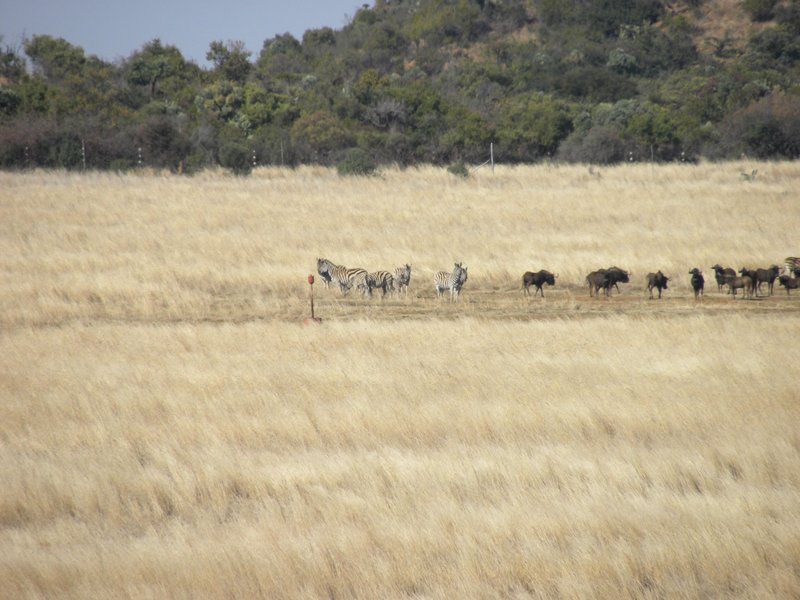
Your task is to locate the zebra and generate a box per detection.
[316,258,367,295]
[362,271,395,297]
[316,257,333,289]
[434,262,468,300]
[394,264,411,295]
[784,257,800,278]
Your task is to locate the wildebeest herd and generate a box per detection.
[317,257,800,301]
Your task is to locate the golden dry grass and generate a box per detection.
[1,163,799,598]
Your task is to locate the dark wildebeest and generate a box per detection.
[646,271,669,299]
[777,275,800,296]
[752,265,780,296]
[523,270,557,297]
[711,264,736,293]
[586,270,612,297]
[725,274,754,299]
[739,268,760,296]
[689,268,704,299]
[604,266,630,294]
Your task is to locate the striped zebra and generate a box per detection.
[784,257,800,278]
[394,264,411,295]
[362,271,395,297]
[316,258,367,295]
[316,257,333,289]
[434,262,468,300]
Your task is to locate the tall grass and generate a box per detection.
[1,163,799,597]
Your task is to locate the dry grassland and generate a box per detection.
[1,163,799,598]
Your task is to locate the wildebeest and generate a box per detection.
[777,275,800,296]
[739,268,758,296]
[605,266,630,294]
[587,267,629,297]
[711,264,736,293]
[523,270,557,297]
[586,270,612,297]
[725,274,754,299]
[646,271,669,299]
[752,265,780,296]
[688,268,704,299]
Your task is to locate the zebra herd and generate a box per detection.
[315,257,800,301]
[316,258,414,298]
[316,258,467,300]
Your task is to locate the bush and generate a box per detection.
[558,126,627,164]
[336,148,377,176]
[743,0,777,22]
[717,93,800,159]
[218,142,252,175]
[447,162,469,178]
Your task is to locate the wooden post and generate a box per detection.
[490,142,494,173]
[280,140,284,166]
[81,139,86,170]
[304,274,321,324]
[309,274,315,320]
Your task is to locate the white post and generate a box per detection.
[490,142,494,173]
[81,139,86,170]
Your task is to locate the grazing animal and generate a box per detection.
[689,268,704,299]
[316,258,367,295]
[316,257,333,289]
[777,275,800,295]
[586,267,630,296]
[394,264,412,295]
[753,265,780,296]
[725,274,754,299]
[434,262,468,300]
[784,257,800,278]
[646,271,669,299]
[604,266,630,294]
[522,270,557,297]
[738,268,760,296]
[711,264,736,293]
[586,270,612,297]
[362,271,395,297]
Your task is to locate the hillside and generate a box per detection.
[0,0,798,171]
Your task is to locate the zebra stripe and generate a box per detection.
[363,271,395,297]
[316,258,367,295]
[784,257,800,277]
[434,262,468,300]
[394,264,411,295]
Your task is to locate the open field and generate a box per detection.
[1,163,800,598]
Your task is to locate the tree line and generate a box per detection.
[0,0,798,174]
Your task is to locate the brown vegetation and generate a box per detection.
[1,163,799,597]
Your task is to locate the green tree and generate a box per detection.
[207,40,252,83]
[497,94,574,161]
[126,39,190,100]
[24,35,86,82]
[290,110,354,162]
[0,39,25,82]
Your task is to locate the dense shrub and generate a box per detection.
[558,126,628,164]
[447,162,469,178]
[291,111,354,163]
[1,0,800,170]
[136,116,190,169]
[717,93,800,158]
[219,142,252,175]
[742,0,778,22]
[336,148,377,176]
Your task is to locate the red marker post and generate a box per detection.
[304,274,322,325]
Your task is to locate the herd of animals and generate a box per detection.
[316,257,800,301]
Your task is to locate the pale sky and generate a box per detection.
[0,0,367,64]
